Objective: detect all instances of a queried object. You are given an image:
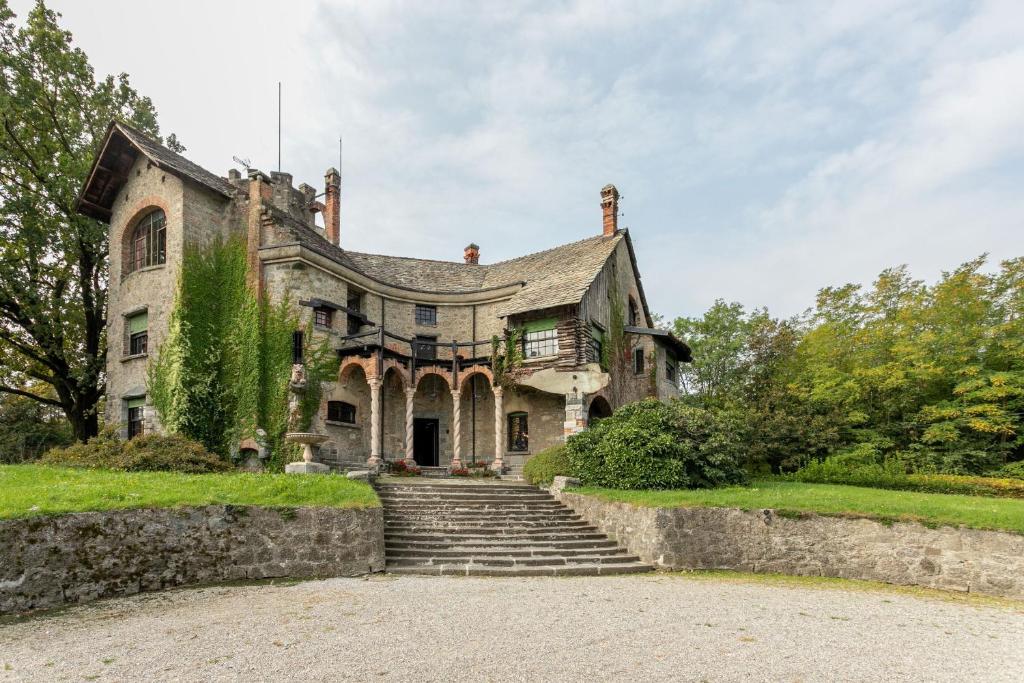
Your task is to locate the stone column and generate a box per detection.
[450,389,463,470]
[563,391,586,440]
[367,377,382,469]
[404,387,416,465]
[491,386,504,473]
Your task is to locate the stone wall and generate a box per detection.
[0,505,384,615]
[559,493,1024,599]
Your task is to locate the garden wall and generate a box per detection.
[559,492,1024,599]
[0,506,384,615]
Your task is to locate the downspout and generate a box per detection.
[471,305,478,463]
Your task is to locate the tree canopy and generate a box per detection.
[0,0,175,440]
[673,256,1024,475]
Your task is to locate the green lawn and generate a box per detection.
[573,479,1024,534]
[0,465,379,519]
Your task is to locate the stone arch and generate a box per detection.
[412,372,453,467]
[328,362,371,463]
[458,366,494,389]
[415,368,452,391]
[381,366,407,458]
[587,394,613,422]
[119,198,170,277]
[339,357,372,383]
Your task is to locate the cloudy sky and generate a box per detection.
[13,0,1024,320]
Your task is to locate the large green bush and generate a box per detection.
[565,400,747,490]
[522,445,570,486]
[41,432,230,474]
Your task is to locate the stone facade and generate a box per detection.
[559,493,1024,600]
[0,506,384,615]
[81,122,690,473]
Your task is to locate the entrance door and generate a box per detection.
[413,418,439,467]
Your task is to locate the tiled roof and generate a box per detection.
[274,214,622,315]
[114,122,236,198]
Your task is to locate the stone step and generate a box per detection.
[384,510,581,521]
[386,553,641,568]
[379,501,564,509]
[385,546,628,559]
[385,520,593,532]
[384,531,608,543]
[385,538,620,551]
[385,562,653,577]
[377,484,538,493]
[384,524,597,536]
[377,494,555,504]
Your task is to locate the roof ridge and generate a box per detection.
[345,251,469,267]
[487,231,620,267]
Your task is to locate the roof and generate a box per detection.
[76,121,234,220]
[78,121,637,320]
[272,207,623,314]
[624,326,693,362]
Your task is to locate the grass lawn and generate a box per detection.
[0,465,379,520]
[573,479,1024,534]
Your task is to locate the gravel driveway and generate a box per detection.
[2,573,1021,682]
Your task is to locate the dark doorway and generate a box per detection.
[588,396,613,423]
[413,418,439,467]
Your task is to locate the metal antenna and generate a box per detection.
[339,135,343,181]
[232,155,251,171]
[277,82,282,172]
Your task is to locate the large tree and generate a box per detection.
[0,1,175,440]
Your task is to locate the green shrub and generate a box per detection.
[522,445,570,486]
[988,461,1024,480]
[41,432,230,473]
[565,399,747,490]
[791,455,1024,498]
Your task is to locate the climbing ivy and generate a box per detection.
[148,238,336,470]
[491,327,524,390]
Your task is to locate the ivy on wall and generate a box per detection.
[148,237,337,470]
[491,327,524,390]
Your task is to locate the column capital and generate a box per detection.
[367,376,383,388]
[450,389,461,399]
[493,385,504,398]
[405,387,416,399]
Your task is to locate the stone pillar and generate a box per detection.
[563,391,586,440]
[367,377,382,469]
[491,387,504,473]
[404,387,416,465]
[450,389,463,470]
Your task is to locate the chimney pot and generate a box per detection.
[323,167,341,246]
[464,243,480,265]
[600,184,619,236]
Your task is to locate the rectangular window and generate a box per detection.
[589,324,605,366]
[634,348,645,374]
[126,311,148,356]
[666,360,677,383]
[314,307,332,328]
[292,330,304,364]
[507,412,529,452]
[126,397,145,439]
[327,400,356,424]
[414,335,437,360]
[521,318,559,359]
[415,304,437,327]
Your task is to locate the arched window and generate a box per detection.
[126,209,166,274]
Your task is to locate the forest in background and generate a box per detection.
[672,255,1024,477]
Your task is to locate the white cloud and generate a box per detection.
[11,0,1024,319]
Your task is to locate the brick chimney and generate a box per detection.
[323,167,341,246]
[600,184,619,236]
[464,243,480,265]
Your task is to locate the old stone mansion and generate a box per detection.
[76,121,689,473]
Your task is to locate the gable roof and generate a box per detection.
[76,121,235,221]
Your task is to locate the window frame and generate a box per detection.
[666,359,678,383]
[522,320,559,359]
[126,209,166,275]
[414,335,438,360]
[125,310,148,357]
[507,411,529,452]
[327,400,356,424]
[292,330,304,364]
[346,293,362,335]
[314,307,333,329]
[126,397,145,439]
[414,304,437,327]
[633,347,645,374]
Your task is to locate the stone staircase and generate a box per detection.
[377,480,652,576]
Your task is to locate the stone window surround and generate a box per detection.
[119,199,171,281]
[121,305,149,361]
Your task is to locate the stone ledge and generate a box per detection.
[0,505,384,615]
[558,492,1024,600]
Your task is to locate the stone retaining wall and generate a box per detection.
[0,506,384,615]
[559,492,1024,599]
